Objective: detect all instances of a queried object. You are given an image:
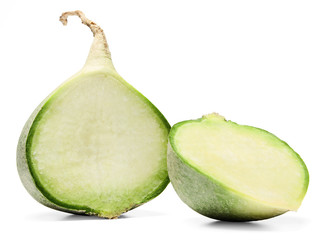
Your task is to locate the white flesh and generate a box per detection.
[174,120,308,210]
[29,72,168,216]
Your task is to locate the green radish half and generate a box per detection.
[167,113,309,221]
[17,10,170,218]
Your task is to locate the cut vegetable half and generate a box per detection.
[17,10,170,218]
[167,113,309,221]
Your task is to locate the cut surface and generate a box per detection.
[27,71,169,217]
[170,114,309,211]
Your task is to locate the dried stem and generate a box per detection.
[59,10,111,60]
[60,10,102,36]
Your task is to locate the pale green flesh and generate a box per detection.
[28,72,169,217]
[172,117,308,211]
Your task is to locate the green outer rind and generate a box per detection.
[17,70,170,218]
[167,117,309,221]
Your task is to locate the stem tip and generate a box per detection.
[59,10,102,37]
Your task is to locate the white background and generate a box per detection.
[0,0,322,239]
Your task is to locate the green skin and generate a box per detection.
[17,11,170,219]
[167,116,309,221]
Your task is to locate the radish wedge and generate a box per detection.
[17,11,170,219]
[167,113,309,221]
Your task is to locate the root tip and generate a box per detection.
[59,10,84,26]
